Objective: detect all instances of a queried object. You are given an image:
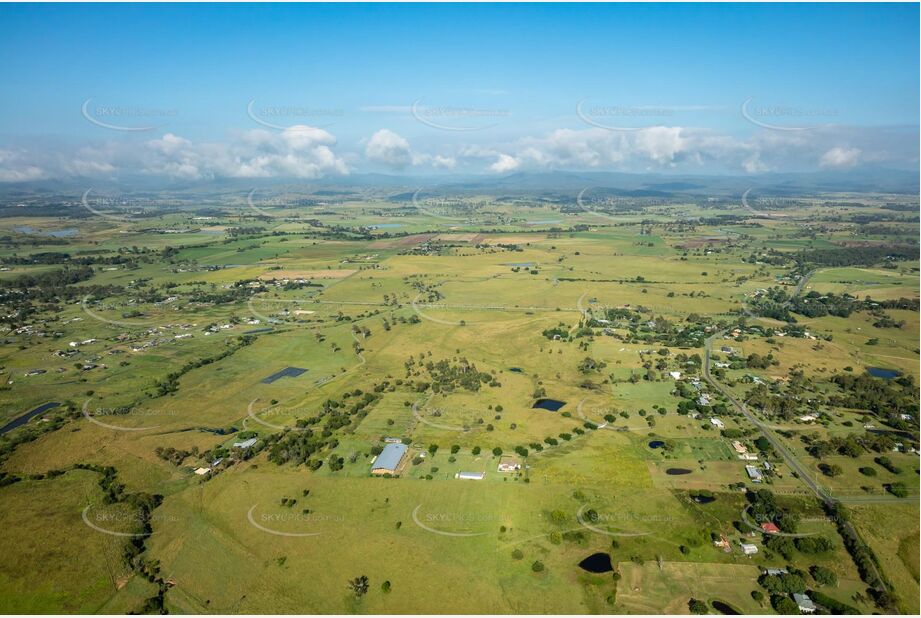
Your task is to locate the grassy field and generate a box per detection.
[0,194,917,613]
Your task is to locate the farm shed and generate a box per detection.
[371,442,408,475]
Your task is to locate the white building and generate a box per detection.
[745,465,763,482]
[793,593,816,613]
[455,471,485,480]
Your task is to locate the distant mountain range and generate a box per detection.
[1,168,917,200]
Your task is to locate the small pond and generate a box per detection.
[867,367,901,379]
[261,367,309,384]
[532,398,566,412]
[0,402,61,435]
[648,440,665,449]
[692,495,716,504]
[666,468,692,475]
[508,367,524,373]
[711,600,741,615]
[13,226,78,238]
[578,553,613,573]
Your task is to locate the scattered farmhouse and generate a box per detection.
[740,542,758,555]
[745,465,763,482]
[709,417,725,429]
[761,522,780,534]
[765,568,788,576]
[371,442,408,475]
[793,593,816,613]
[455,471,485,480]
[233,437,257,450]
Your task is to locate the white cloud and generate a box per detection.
[58,127,349,181]
[0,121,915,181]
[365,129,413,169]
[0,149,46,181]
[819,146,861,168]
[490,153,520,173]
[431,155,457,170]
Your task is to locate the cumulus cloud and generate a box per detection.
[0,126,349,182]
[470,124,914,175]
[490,153,520,173]
[364,129,413,169]
[819,146,861,169]
[0,150,46,182]
[0,122,915,181]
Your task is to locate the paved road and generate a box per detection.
[704,333,834,503]
[704,268,906,600]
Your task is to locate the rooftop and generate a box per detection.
[372,442,408,472]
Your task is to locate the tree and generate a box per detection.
[770,594,800,615]
[809,565,837,587]
[492,447,503,457]
[348,575,369,598]
[688,598,708,614]
[531,560,545,572]
[511,549,524,560]
[381,580,391,593]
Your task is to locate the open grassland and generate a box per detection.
[0,195,917,613]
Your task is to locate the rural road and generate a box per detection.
[703,268,910,599]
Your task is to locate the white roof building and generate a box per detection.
[794,593,816,613]
[455,471,485,480]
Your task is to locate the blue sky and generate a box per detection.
[0,2,917,181]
